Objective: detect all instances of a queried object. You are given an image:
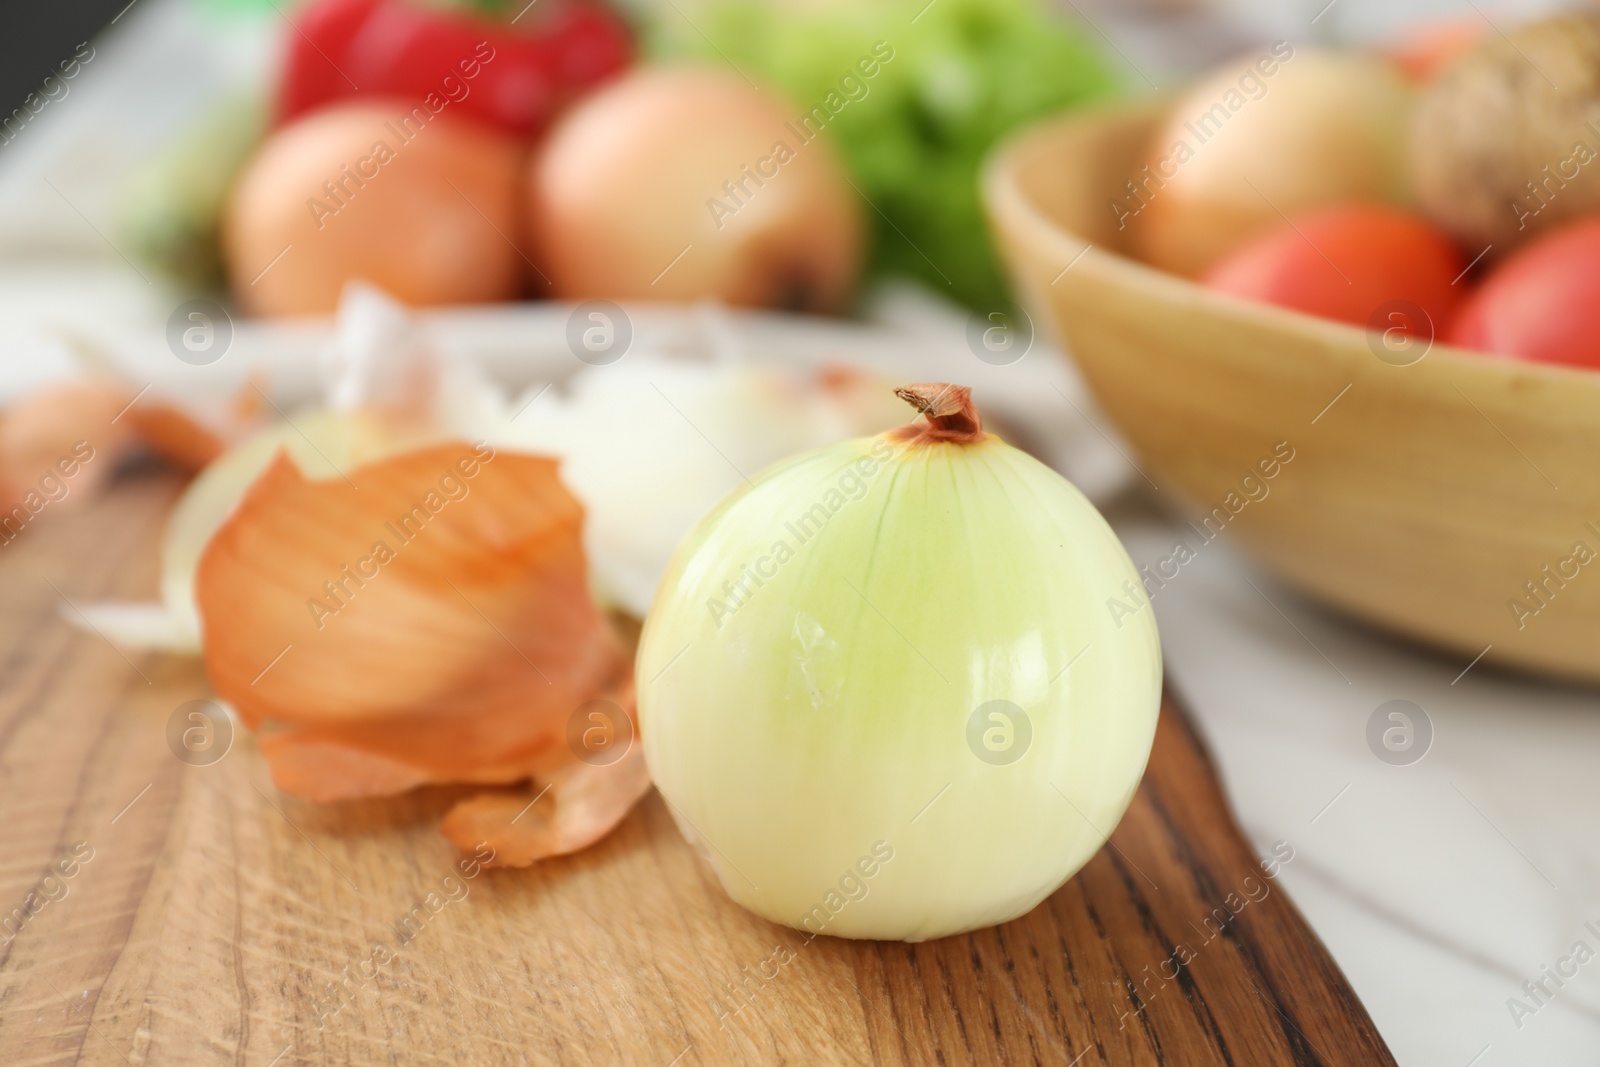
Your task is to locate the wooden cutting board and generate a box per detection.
[0,471,1394,1065]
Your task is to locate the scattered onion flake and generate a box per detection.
[499,355,906,617]
[196,439,645,865]
[439,737,651,867]
[0,377,236,506]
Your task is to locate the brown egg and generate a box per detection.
[527,67,863,312]
[225,101,525,316]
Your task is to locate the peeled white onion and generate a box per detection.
[637,384,1162,940]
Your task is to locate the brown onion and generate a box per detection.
[1131,49,1411,277]
[527,67,863,312]
[224,101,525,316]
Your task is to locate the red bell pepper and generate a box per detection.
[277,0,631,138]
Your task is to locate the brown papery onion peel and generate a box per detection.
[196,440,646,866]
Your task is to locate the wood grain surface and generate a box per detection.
[0,471,1395,1065]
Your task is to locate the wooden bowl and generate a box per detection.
[984,103,1600,685]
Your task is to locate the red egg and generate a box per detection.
[1448,215,1600,369]
[1201,204,1466,337]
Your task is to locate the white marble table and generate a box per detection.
[1114,512,1600,1067]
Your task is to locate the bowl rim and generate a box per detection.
[982,100,1600,392]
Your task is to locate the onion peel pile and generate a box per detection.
[42,287,928,869]
[196,439,645,866]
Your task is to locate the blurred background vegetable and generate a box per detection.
[651,0,1119,309]
[1201,204,1463,333]
[223,101,526,315]
[276,0,632,136]
[1411,11,1600,253]
[103,0,1131,315]
[1131,47,1411,277]
[528,66,863,311]
[119,93,264,290]
[1448,214,1600,369]
[113,0,636,304]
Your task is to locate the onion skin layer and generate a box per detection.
[637,428,1162,942]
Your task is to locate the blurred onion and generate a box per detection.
[527,67,863,311]
[1133,49,1411,276]
[225,102,525,316]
